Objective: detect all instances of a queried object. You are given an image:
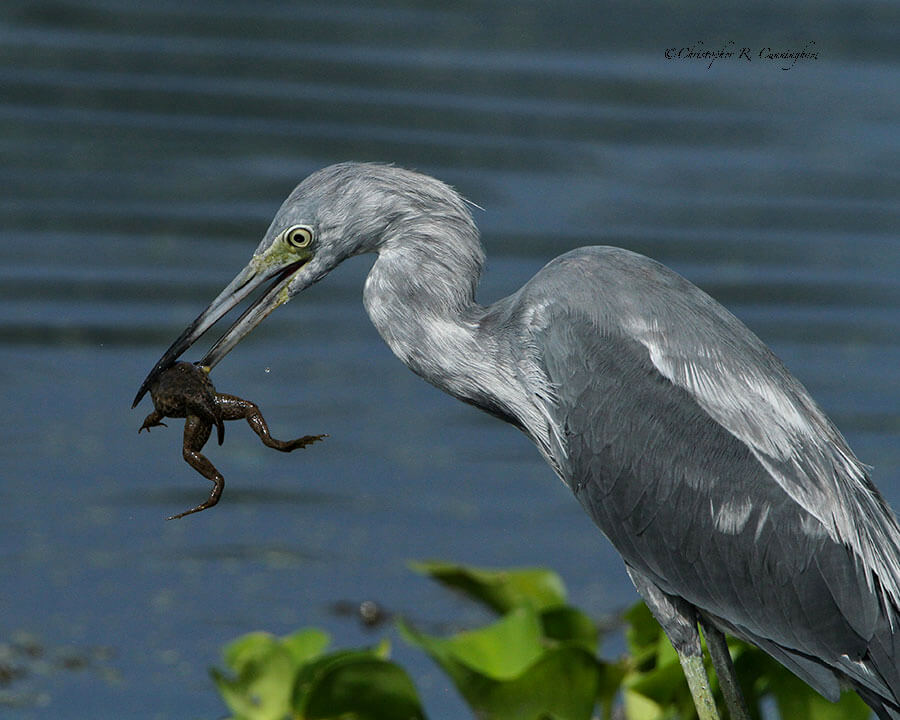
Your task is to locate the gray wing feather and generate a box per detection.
[506,246,900,702]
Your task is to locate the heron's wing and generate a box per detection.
[508,246,900,697]
[615,258,900,619]
[524,247,900,603]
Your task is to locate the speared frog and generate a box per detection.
[139,361,326,519]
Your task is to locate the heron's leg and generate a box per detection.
[699,615,751,720]
[625,565,721,720]
[169,415,222,520]
[216,393,327,452]
[679,653,720,720]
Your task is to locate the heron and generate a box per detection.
[134,162,900,720]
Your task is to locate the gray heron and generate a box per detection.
[134,163,900,719]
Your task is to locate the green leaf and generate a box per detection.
[212,632,298,720]
[401,606,545,680]
[296,655,427,720]
[620,604,705,720]
[595,658,629,720]
[767,665,871,720]
[451,644,600,720]
[410,561,567,613]
[623,602,661,659]
[281,628,330,667]
[540,605,599,653]
[623,687,666,720]
[470,646,601,720]
[222,632,283,672]
[401,607,602,720]
[294,648,386,702]
[624,652,689,709]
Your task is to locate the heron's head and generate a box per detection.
[132,162,475,408]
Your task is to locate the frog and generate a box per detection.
[138,361,326,519]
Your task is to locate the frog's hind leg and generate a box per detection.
[216,393,327,452]
[168,415,224,520]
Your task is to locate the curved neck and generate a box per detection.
[360,225,560,473]
[362,228,497,411]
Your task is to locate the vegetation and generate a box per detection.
[211,562,871,720]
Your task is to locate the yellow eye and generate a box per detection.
[284,225,313,248]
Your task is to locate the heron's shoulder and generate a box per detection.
[538,245,681,279]
[525,245,675,294]
[507,245,724,339]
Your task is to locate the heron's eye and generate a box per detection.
[284,225,314,248]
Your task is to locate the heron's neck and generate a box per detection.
[362,233,525,429]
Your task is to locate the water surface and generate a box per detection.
[1,1,898,717]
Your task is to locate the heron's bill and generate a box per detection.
[132,258,308,408]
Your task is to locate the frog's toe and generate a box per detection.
[167,488,222,520]
[287,433,328,450]
[167,500,212,520]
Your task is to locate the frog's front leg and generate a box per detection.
[216,393,327,452]
[139,409,168,433]
[168,415,223,520]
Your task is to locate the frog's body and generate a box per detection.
[139,362,326,519]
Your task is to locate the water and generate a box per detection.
[1,1,898,717]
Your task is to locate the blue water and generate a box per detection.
[1,1,898,717]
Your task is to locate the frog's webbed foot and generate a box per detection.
[139,410,168,433]
[282,433,328,451]
[167,480,222,520]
